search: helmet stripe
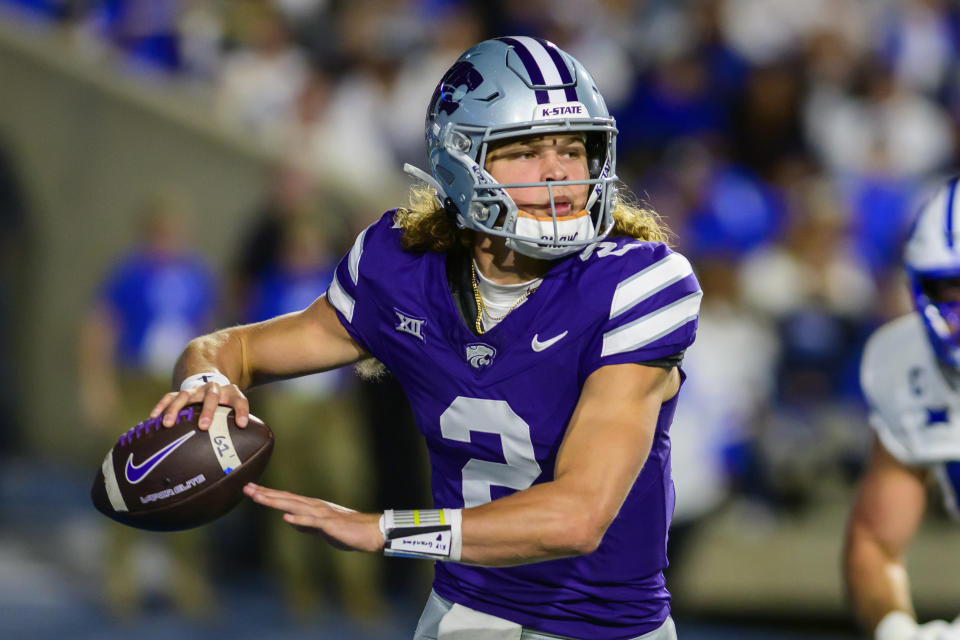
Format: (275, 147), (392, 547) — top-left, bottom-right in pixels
(511, 36), (569, 103)
(498, 37), (549, 104)
(946, 177), (959, 249)
(536, 38), (579, 102)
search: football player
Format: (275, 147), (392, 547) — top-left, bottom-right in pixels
(845, 178), (960, 640)
(153, 37), (700, 639)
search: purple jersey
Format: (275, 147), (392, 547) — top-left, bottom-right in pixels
(327, 211), (701, 639)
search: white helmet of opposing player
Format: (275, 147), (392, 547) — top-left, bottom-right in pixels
(904, 178), (960, 368)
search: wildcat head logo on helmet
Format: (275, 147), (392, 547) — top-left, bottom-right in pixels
(408, 36), (619, 260)
(430, 60), (485, 118)
(904, 177), (960, 368)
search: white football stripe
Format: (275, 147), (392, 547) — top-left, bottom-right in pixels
(102, 448), (128, 512)
(326, 274), (355, 322)
(347, 226), (368, 286)
(512, 36), (568, 103)
(611, 253), (693, 320)
(208, 406), (243, 474)
(602, 291), (702, 357)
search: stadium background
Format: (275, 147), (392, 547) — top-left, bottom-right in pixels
(1, 0), (959, 638)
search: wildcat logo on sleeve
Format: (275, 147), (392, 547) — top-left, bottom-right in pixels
(394, 308), (426, 342)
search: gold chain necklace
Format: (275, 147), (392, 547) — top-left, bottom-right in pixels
(471, 262), (538, 335)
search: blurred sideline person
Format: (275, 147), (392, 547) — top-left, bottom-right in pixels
(78, 194), (218, 619)
(0, 137), (27, 459)
(845, 178), (960, 640)
(231, 161), (317, 312)
(240, 214), (383, 620)
(153, 37), (700, 639)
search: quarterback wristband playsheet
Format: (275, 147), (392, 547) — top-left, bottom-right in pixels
(381, 508), (462, 562)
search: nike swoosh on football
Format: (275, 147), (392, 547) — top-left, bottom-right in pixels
(124, 431), (196, 485)
(531, 331), (568, 352)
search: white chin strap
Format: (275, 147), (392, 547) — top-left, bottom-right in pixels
(506, 210), (596, 259)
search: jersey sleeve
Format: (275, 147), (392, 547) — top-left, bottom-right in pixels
(859, 327), (916, 465)
(325, 211), (398, 356)
(580, 242), (702, 378)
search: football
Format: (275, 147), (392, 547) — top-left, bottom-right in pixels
(91, 403), (274, 531)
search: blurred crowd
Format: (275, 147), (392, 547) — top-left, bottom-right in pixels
(3, 0), (960, 625)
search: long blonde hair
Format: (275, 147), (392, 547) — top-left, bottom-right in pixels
(394, 184), (671, 252)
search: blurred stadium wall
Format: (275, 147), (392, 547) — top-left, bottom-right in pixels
(0, 19), (268, 458)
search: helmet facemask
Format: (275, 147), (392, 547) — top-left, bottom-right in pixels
(440, 121), (618, 260)
(910, 270), (960, 368)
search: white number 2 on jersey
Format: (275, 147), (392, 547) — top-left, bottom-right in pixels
(440, 397), (542, 508)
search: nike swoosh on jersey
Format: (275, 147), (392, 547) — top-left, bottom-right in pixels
(531, 331), (568, 352)
(124, 431), (196, 485)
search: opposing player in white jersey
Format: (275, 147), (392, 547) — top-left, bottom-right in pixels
(845, 178), (960, 640)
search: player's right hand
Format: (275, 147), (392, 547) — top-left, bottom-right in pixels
(876, 612), (960, 640)
(149, 380), (250, 431)
(912, 621), (959, 640)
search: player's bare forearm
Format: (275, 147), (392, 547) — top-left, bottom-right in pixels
(247, 363), (675, 567)
(843, 440), (928, 632)
(844, 521), (914, 631)
(247, 473), (606, 563)
(458, 363), (676, 566)
(238, 295), (369, 386)
(458, 477), (617, 565)
(171, 295), (366, 389)
(155, 295), (368, 430)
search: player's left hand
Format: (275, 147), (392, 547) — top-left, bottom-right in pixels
(243, 483), (384, 553)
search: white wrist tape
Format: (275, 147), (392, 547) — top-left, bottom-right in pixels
(180, 372), (231, 391)
(875, 611), (918, 640)
(381, 508), (462, 562)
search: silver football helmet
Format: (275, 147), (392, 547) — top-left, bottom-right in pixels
(904, 178), (960, 368)
(404, 36), (618, 259)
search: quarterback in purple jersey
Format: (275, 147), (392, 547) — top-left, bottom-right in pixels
(152, 37), (700, 639)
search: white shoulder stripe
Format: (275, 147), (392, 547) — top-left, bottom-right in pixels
(602, 291), (702, 358)
(102, 448), (128, 512)
(348, 226), (369, 286)
(326, 274), (355, 323)
(512, 36), (568, 103)
(610, 253), (693, 320)
(208, 406), (242, 473)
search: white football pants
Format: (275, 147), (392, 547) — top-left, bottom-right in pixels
(413, 590), (679, 640)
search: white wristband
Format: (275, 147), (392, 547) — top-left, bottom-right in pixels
(875, 611), (918, 640)
(381, 508), (462, 562)
(179, 372), (231, 391)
